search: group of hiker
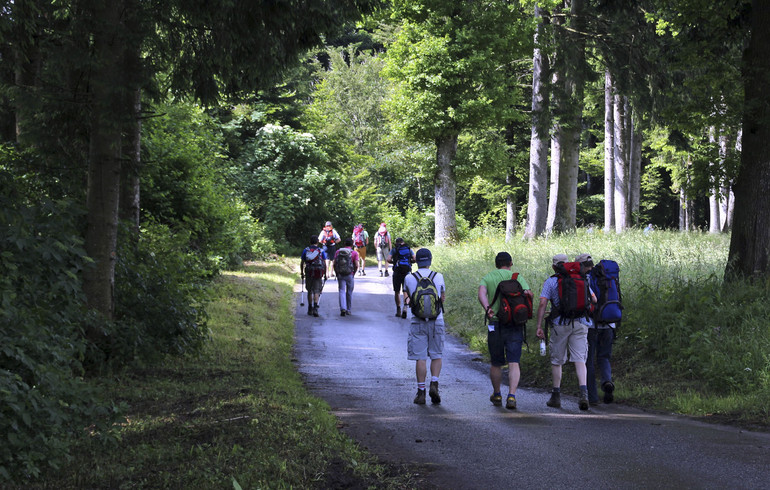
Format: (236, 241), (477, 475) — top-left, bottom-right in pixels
(301, 220), (621, 410)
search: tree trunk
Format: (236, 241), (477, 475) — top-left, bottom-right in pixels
(630, 116), (642, 225)
(83, 1), (127, 321)
(546, 135), (561, 233)
(708, 126), (722, 233)
(434, 134), (458, 245)
(505, 171), (517, 242)
(727, 0), (770, 280)
(524, 4), (550, 240)
(603, 70), (615, 232)
(120, 88), (142, 237)
(613, 94), (629, 232)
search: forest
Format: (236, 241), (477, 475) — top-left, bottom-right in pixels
(2, 0), (770, 483)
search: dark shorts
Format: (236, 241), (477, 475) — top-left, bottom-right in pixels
(488, 322), (524, 367)
(392, 269), (409, 293)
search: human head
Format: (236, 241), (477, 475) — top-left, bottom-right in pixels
(416, 248), (432, 268)
(575, 253), (593, 271)
(552, 253), (568, 270)
(395, 237), (405, 245)
(309, 235), (319, 246)
(344, 237), (353, 247)
(495, 251), (513, 269)
(325, 221), (333, 229)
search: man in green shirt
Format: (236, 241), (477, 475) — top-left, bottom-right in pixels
(478, 252), (533, 409)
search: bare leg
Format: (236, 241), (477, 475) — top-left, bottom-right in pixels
(508, 362), (521, 395)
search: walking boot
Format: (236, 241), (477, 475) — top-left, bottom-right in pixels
(395, 307), (401, 317)
(579, 390), (590, 411)
(313, 304), (319, 317)
(413, 389), (426, 405)
(546, 390), (561, 408)
(307, 305), (313, 315)
(429, 381), (441, 404)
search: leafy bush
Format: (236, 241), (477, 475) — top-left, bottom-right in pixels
(379, 206), (470, 247)
(0, 171), (118, 482)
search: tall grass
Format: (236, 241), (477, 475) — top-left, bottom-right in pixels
(431, 229), (770, 426)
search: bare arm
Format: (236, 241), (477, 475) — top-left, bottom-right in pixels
(478, 285), (494, 319)
(535, 297), (549, 339)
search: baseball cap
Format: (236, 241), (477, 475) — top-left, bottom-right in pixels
(325, 221), (332, 227)
(552, 253), (568, 266)
(416, 248), (432, 267)
(575, 253), (593, 264)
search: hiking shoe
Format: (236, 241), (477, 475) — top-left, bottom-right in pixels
(346, 309), (352, 315)
(579, 391), (589, 411)
(340, 310), (346, 317)
(506, 394), (517, 410)
(546, 391), (561, 408)
(490, 393), (503, 406)
(380, 270), (383, 277)
(395, 308), (401, 317)
(385, 270), (389, 277)
(414, 389), (426, 405)
(307, 306), (313, 316)
(429, 381), (441, 404)
(602, 381), (615, 404)
(401, 309), (407, 319)
(313, 306), (319, 317)
(362, 270), (366, 276)
(589, 400), (600, 407)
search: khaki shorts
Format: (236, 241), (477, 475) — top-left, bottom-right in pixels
(356, 246), (367, 261)
(407, 319), (445, 360)
(548, 319), (589, 365)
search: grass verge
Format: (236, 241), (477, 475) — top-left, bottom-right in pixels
(27, 260), (415, 489)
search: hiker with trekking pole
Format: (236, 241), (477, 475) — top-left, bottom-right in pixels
(300, 236), (327, 317)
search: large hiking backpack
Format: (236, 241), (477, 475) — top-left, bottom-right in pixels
(410, 271), (442, 320)
(394, 245), (413, 274)
(334, 248), (354, 276)
(589, 259), (622, 323)
(304, 248), (325, 279)
(353, 227), (365, 248)
(378, 231), (390, 249)
(321, 229), (335, 245)
(552, 261), (591, 321)
(490, 273), (532, 327)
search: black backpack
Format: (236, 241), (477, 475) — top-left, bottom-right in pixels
(334, 248), (354, 276)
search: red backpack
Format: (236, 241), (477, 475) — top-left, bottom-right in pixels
(490, 273), (532, 327)
(551, 262), (591, 321)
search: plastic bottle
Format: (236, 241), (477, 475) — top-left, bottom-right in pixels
(539, 339), (546, 356)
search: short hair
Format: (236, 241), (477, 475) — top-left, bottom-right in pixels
(344, 237), (353, 247)
(495, 252), (513, 268)
(309, 235), (319, 245)
(395, 237), (405, 245)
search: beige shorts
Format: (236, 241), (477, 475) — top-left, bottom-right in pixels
(356, 246), (367, 260)
(548, 319), (589, 365)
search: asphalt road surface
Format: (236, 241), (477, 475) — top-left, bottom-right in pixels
(294, 268), (770, 489)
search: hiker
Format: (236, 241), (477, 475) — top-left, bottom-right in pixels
(333, 238), (359, 316)
(581, 253), (619, 405)
(352, 224), (369, 276)
(478, 252), (533, 410)
(403, 248), (446, 405)
(535, 253), (597, 411)
(300, 236), (327, 317)
(318, 221), (341, 277)
(387, 237), (415, 318)
(374, 222), (392, 277)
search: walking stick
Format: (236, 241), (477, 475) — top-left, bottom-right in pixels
(300, 277), (305, 306)
(318, 277), (327, 305)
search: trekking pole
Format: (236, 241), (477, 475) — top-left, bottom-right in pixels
(300, 277), (305, 307)
(318, 277), (327, 305)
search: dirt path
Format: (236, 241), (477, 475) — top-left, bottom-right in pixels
(294, 269), (770, 489)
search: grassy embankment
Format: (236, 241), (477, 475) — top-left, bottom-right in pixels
(433, 229), (770, 428)
(31, 261), (414, 489)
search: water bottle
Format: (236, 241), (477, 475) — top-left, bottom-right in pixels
(539, 339), (546, 356)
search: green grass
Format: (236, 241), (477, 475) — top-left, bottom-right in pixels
(27, 260), (415, 489)
(431, 228), (770, 428)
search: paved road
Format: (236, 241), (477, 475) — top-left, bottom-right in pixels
(294, 269), (770, 489)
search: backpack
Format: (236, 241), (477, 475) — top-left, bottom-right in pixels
(589, 259), (623, 324)
(334, 248), (354, 276)
(394, 245), (413, 274)
(551, 261), (591, 321)
(321, 229), (335, 245)
(490, 273), (532, 327)
(409, 271), (442, 320)
(353, 227), (365, 248)
(304, 248), (325, 279)
(378, 231), (389, 249)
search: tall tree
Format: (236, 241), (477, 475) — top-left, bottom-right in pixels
(603, 70), (616, 232)
(726, 0), (770, 280)
(385, 0), (529, 244)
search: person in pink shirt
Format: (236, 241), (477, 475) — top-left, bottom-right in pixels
(333, 238), (360, 316)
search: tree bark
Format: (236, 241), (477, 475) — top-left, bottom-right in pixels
(726, 0), (770, 280)
(613, 94), (629, 231)
(505, 170), (517, 242)
(434, 134), (458, 245)
(120, 88), (142, 237)
(708, 126), (722, 233)
(603, 70), (615, 232)
(525, 4), (550, 240)
(630, 115), (642, 225)
(83, 1), (127, 321)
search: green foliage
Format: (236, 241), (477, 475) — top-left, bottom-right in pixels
(0, 169), (119, 482)
(378, 206), (470, 247)
(111, 221), (211, 365)
(142, 103), (268, 269)
(234, 124), (349, 250)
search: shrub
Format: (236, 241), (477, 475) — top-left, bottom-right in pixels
(0, 171), (118, 482)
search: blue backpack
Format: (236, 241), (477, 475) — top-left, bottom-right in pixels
(589, 259), (622, 324)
